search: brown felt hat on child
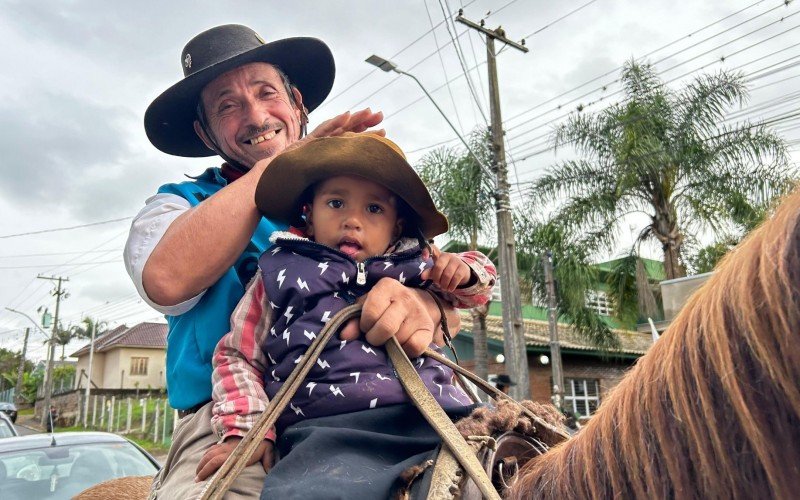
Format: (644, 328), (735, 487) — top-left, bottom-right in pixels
(255, 133), (449, 239)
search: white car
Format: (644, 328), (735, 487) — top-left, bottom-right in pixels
(0, 431), (159, 499)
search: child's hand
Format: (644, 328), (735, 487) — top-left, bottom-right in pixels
(195, 436), (274, 482)
(421, 246), (472, 292)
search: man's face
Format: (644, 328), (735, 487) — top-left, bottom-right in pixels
(306, 175), (403, 263)
(196, 62), (302, 168)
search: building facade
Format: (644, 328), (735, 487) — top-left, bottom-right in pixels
(71, 322), (167, 391)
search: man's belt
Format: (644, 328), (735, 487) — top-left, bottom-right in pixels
(177, 400), (210, 419)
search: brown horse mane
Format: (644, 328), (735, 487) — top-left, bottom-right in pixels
(509, 189), (800, 499)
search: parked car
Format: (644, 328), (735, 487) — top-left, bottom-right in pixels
(0, 412), (18, 439)
(0, 402), (17, 423)
(0, 432), (159, 499)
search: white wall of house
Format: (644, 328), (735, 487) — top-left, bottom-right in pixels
(74, 347), (166, 390)
(102, 349), (124, 389)
(74, 351), (107, 389)
(103, 347), (166, 390)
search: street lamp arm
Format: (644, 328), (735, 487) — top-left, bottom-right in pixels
(392, 68), (496, 180)
(5, 307), (51, 340)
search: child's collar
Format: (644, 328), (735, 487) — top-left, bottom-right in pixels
(269, 230), (422, 255)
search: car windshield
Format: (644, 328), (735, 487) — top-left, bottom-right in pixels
(0, 441), (158, 499)
(0, 420), (15, 438)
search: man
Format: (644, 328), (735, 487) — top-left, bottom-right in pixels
(125, 24), (460, 498)
(46, 405), (58, 433)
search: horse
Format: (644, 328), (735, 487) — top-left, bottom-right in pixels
(508, 188), (800, 499)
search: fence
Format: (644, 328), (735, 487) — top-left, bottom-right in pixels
(36, 374), (76, 398)
(79, 394), (177, 445)
(0, 387), (13, 403)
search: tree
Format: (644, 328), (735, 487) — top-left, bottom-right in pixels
(417, 129), (496, 379)
(687, 196), (774, 273)
(53, 322), (73, 361)
(70, 317), (108, 345)
(520, 60), (794, 342)
(528, 60), (793, 280)
(515, 217), (623, 349)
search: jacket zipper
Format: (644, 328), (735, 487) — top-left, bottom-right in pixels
(274, 237), (423, 286)
(357, 262), (367, 285)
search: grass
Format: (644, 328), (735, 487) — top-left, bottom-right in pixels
(55, 396), (175, 456)
(18, 408), (34, 416)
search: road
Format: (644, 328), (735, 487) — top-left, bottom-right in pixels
(14, 422), (39, 436)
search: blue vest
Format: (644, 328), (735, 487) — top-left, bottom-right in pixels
(157, 167), (286, 409)
(259, 235), (471, 431)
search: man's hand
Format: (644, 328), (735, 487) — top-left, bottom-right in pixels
(421, 246), (472, 292)
(339, 278), (435, 358)
(282, 108), (384, 154)
(251, 108), (385, 176)
(195, 436), (274, 482)
(307, 108), (385, 139)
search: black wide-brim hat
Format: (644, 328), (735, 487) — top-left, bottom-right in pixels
(255, 133), (449, 240)
(144, 24), (335, 158)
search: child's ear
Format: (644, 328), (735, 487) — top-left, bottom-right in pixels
(394, 218), (404, 239)
(303, 204), (314, 237)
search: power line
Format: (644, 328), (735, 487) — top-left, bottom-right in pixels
(506, 8), (800, 145)
(0, 249), (124, 259)
(424, 0), (467, 134)
(0, 216), (132, 239)
(521, 0), (603, 39)
(0, 260), (121, 270)
(440, 0), (489, 123)
(504, 0), (778, 126)
(316, 0), (480, 111)
(506, 28), (800, 155)
(402, 0), (791, 156)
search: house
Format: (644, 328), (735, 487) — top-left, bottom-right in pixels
(453, 305), (653, 417)
(70, 322), (167, 391)
(449, 249), (666, 418)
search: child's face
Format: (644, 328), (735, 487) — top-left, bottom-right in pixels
(306, 175), (403, 262)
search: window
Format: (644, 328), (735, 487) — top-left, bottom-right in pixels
(585, 290), (613, 316)
(130, 357), (149, 376)
(564, 378), (600, 416)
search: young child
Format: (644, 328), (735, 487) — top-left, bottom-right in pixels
(202, 133), (496, 497)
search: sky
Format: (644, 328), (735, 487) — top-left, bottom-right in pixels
(1, 0), (798, 362)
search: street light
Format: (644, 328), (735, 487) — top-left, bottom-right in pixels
(365, 55), (495, 181)
(5, 307), (54, 415)
(5, 307), (52, 339)
(367, 54), (531, 401)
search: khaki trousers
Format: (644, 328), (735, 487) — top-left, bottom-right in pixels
(149, 402), (267, 499)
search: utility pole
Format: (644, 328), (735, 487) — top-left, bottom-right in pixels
(456, 12), (530, 400)
(37, 275), (68, 427)
(542, 253), (565, 410)
(14, 328), (30, 405)
(84, 319), (97, 427)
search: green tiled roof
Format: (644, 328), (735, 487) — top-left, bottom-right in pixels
(459, 312), (654, 356)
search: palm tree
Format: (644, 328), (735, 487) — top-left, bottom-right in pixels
(417, 129), (496, 379)
(518, 60), (795, 345)
(70, 317), (108, 343)
(527, 60), (794, 281)
(53, 322), (75, 361)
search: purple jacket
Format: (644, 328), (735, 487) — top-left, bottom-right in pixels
(259, 234), (472, 430)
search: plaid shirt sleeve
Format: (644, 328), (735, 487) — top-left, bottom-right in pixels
(210, 273), (277, 442)
(440, 250), (497, 309)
